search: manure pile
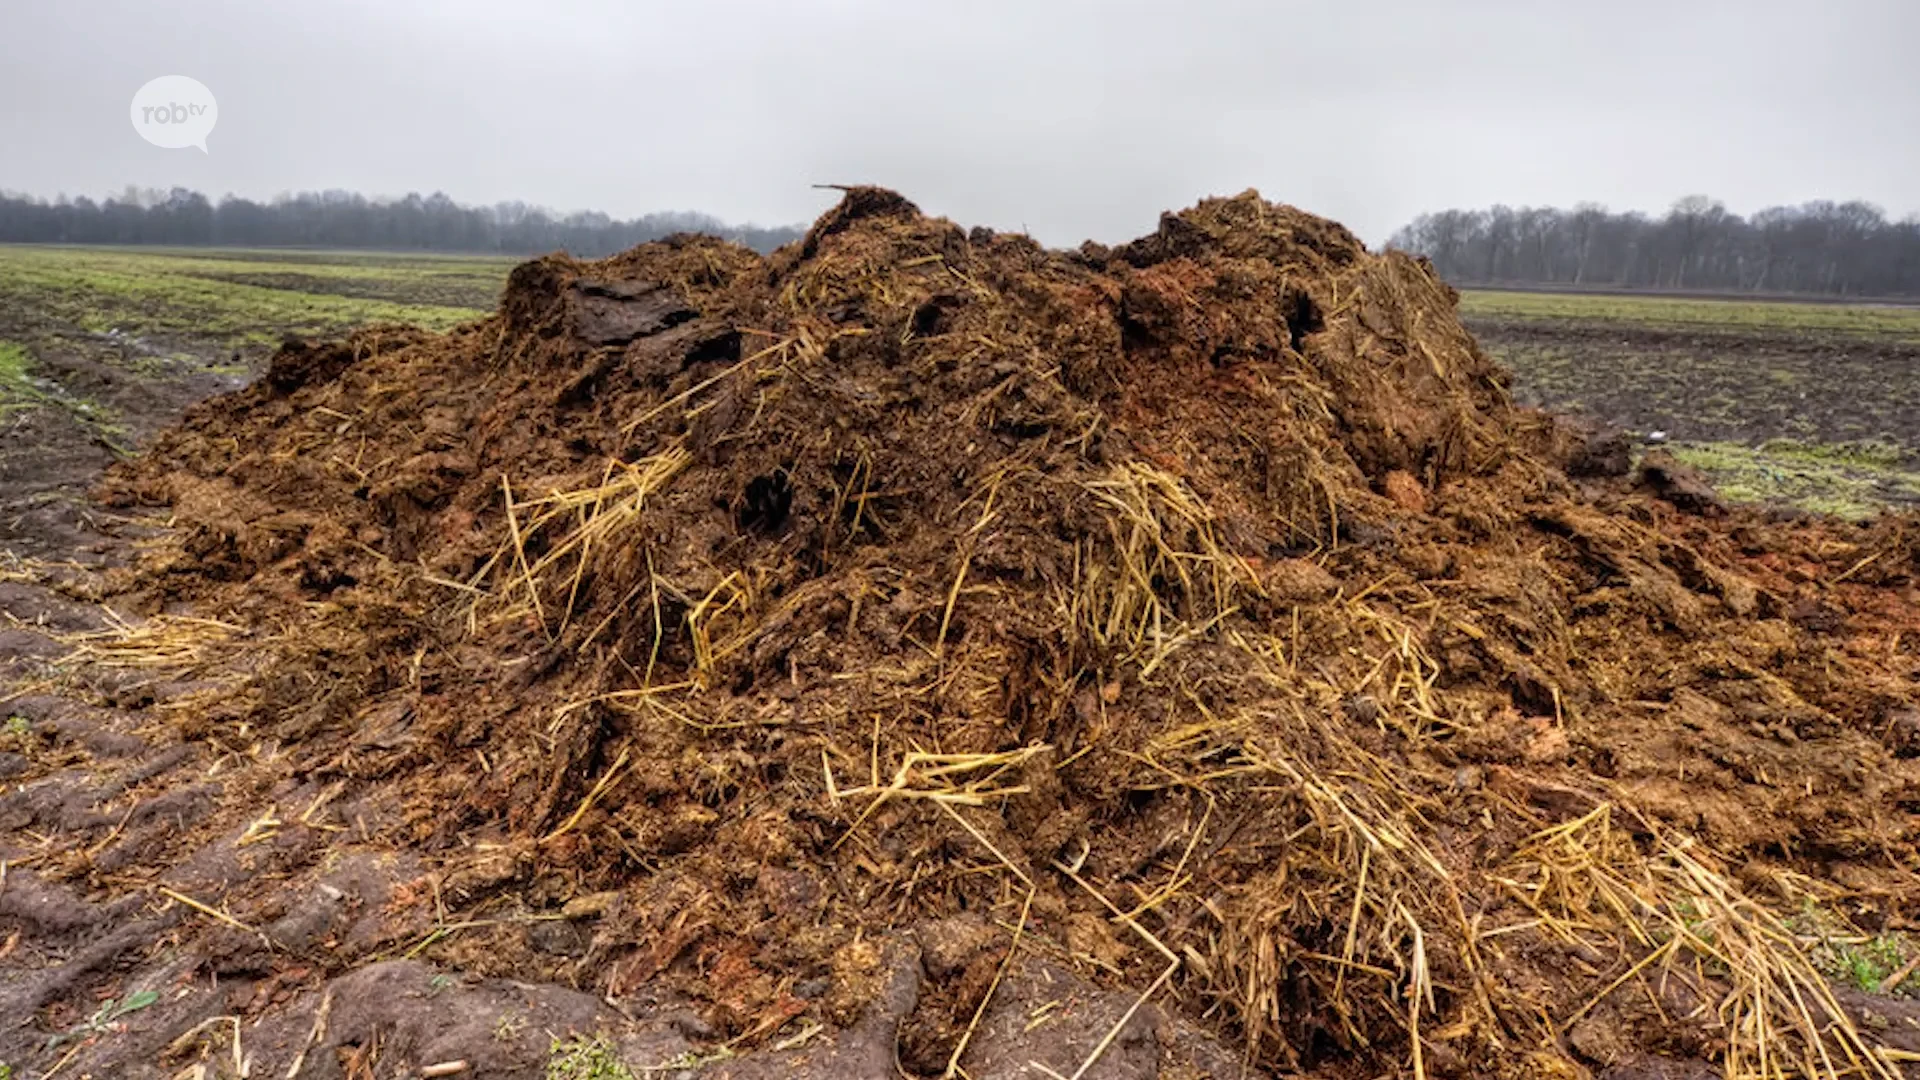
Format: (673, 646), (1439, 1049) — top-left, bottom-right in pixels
(35, 189), (1920, 1077)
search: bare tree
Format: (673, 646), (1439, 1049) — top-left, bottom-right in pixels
(1388, 196), (1920, 297)
(0, 189), (804, 256)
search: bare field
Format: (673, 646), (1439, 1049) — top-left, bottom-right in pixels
(1461, 288), (1920, 516)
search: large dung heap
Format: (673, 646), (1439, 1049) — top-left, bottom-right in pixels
(55, 188), (1920, 1075)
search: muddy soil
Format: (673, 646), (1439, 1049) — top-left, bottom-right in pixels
(0, 314), (246, 561)
(1469, 317), (1920, 451)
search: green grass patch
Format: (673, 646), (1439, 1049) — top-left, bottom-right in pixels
(1837, 937), (1908, 994)
(543, 1034), (731, 1078)
(0, 245), (501, 353)
(0, 340), (31, 388)
(0, 340), (45, 418)
(1756, 438), (1909, 469)
(1792, 901), (1919, 997)
(1459, 289), (1920, 342)
(546, 1037), (636, 1080)
(1668, 440), (1920, 519)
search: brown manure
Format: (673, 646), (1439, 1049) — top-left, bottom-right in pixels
(79, 188), (1920, 1078)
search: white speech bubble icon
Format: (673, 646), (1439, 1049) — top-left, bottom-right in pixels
(130, 76), (218, 153)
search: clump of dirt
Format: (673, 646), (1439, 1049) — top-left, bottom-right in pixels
(22, 188), (1920, 1077)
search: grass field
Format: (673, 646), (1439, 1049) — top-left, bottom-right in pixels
(1458, 289), (1920, 342)
(0, 245), (506, 437)
(0, 244), (1915, 524)
(0, 245), (510, 556)
(1461, 288), (1920, 517)
(0, 246), (502, 348)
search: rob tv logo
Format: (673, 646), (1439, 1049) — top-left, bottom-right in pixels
(130, 76), (218, 152)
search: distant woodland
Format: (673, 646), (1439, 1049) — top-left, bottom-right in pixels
(0, 187), (804, 255)
(8, 187), (1917, 298)
(1390, 197), (1920, 298)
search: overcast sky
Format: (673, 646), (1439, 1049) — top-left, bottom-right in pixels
(4, 0), (1917, 246)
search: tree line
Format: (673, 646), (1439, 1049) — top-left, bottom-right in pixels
(0, 187), (804, 255)
(1388, 196), (1920, 298)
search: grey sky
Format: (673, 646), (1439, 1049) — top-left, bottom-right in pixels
(4, 0), (1917, 245)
